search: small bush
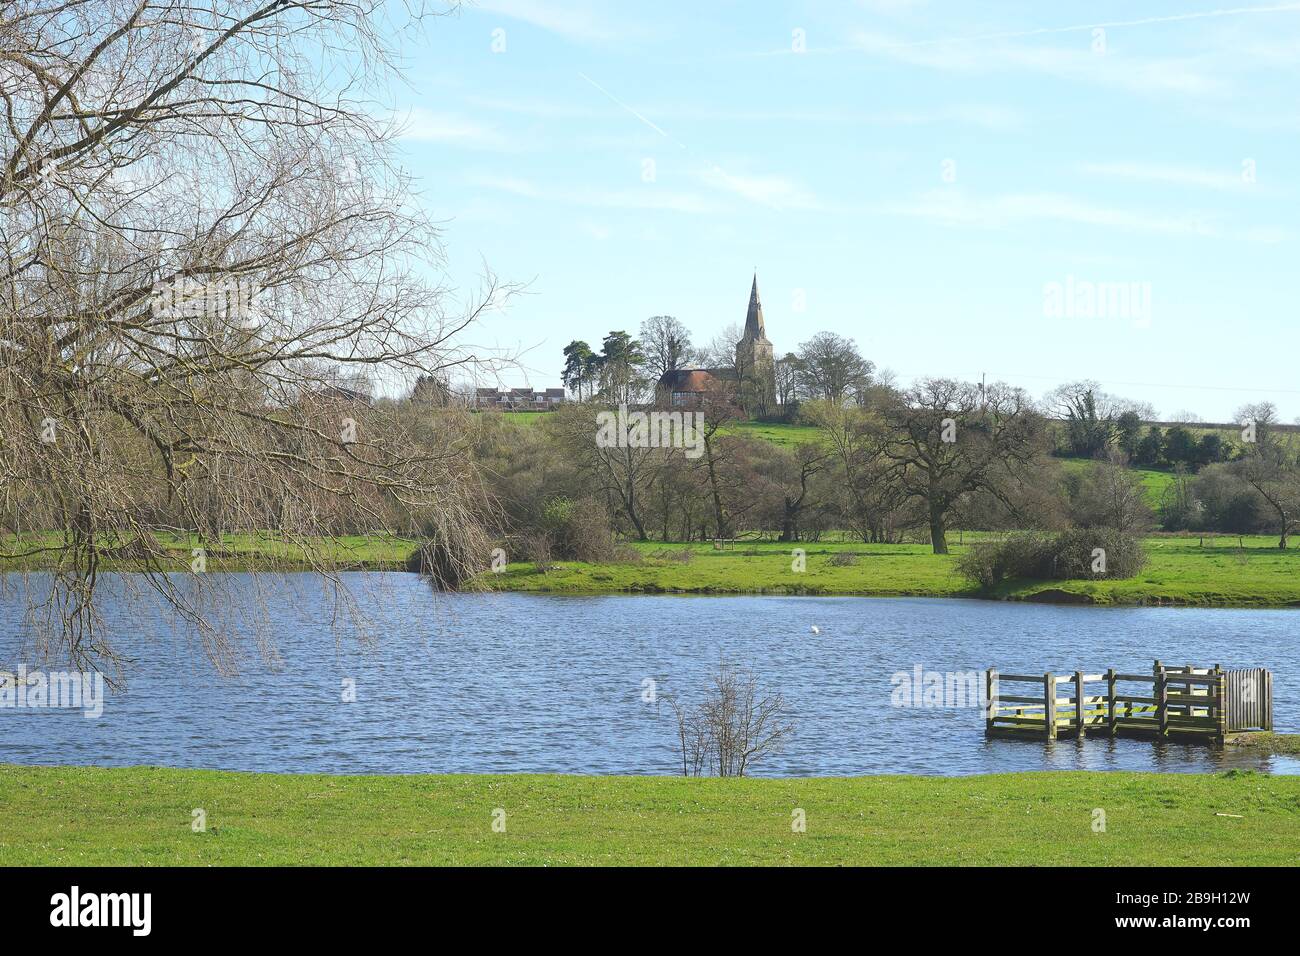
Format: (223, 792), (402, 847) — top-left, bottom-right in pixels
(956, 529), (1147, 590)
(536, 496), (620, 562)
(519, 532), (555, 572)
(827, 551), (858, 567)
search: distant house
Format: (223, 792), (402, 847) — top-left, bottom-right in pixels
(658, 368), (730, 408)
(474, 387), (566, 411)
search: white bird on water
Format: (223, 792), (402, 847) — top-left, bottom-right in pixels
(810, 625), (820, 635)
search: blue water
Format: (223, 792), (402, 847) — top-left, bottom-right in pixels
(1, 573), (1296, 776)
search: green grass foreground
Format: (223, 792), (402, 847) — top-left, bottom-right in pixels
(489, 536), (1300, 608)
(1, 766), (1297, 865)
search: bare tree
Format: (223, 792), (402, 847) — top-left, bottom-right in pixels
(550, 402), (674, 541)
(1048, 381), (1155, 459)
(1233, 403), (1299, 549)
(0, 2), (510, 677)
(882, 380), (1043, 554)
(806, 399), (913, 544)
(668, 661), (794, 777)
(774, 352), (803, 407)
(796, 332), (873, 406)
(638, 315), (694, 383)
(1071, 460), (1155, 533)
(701, 322), (744, 376)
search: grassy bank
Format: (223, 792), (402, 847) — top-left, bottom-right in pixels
(5, 533), (1298, 607)
(487, 536), (1300, 607)
(2, 765), (1297, 865)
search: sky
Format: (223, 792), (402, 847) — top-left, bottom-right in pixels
(380, 0), (1300, 421)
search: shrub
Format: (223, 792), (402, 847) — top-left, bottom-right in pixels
(956, 529), (1147, 590)
(1048, 527), (1147, 579)
(956, 534), (1051, 590)
(827, 551), (858, 567)
(536, 496), (620, 562)
(520, 532), (554, 572)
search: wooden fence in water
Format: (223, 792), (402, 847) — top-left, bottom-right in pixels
(984, 660), (1272, 745)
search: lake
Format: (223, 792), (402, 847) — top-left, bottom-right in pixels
(1, 572), (1296, 776)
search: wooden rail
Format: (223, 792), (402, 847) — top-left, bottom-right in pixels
(985, 660), (1272, 745)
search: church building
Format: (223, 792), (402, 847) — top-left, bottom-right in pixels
(657, 275), (777, 416)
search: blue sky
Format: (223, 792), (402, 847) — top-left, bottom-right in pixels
(385, 1), (1300, 421)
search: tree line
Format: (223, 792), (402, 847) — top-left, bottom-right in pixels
(562, 317), (884, 410)
(475, 365), (1299, 554)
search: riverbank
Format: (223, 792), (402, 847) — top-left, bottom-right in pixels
(487, 537), (1300, 608)
(1, 765), (1295, 865)
(5, 534), (1299, 608)
(1229, 733), (1300, 755)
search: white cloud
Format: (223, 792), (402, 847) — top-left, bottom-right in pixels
(699, 166), (821, 211)
(471, 173), (718, 214)
(466, 93), (1023, 131)
(1080, 161), (1266, 192)
(850, 30), (1225, 96)
(883, 188), (1286, 240)
(473, 0), (626, 43)
(387, 108), (511, 149)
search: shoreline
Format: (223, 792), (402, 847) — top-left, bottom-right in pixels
(5, 533), (1300, 610)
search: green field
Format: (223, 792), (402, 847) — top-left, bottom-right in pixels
(488, 535), (1300, 607)
(1056, 456), (1178, 509)
(2, 765), (1296, 865)
(6, 532), (1298, 607)
(720, 420), (823, 446)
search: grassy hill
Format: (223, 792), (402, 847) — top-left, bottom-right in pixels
(1055, 456), (1178, 509)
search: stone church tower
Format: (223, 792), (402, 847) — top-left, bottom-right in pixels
(735, 274), (776, 415)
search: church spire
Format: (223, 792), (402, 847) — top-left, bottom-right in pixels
(744, 273), (767, 342)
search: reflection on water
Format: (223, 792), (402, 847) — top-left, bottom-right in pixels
(0, 573), (1295, 777)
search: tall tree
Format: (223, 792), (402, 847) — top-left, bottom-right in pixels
(881, 380), (1042, 554)
(562, 340), (597, 400)
(0, 1), (505, 674)
(639, 315), (693, 382)
(775, 353), (804, 408)
(597, 331), (645, 404)
(806, 400), (911, 543)
(796, 333), (873, 405)
(1233, 402), (1299, 549)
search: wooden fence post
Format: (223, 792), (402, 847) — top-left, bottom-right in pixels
(985, 669), (998, 737)
(1265, 671), (1274, 731)
(1106, 668), (1117, 738)
(1074, 671), (1085, 739)
(1045, 672), (1057, 741)
(1214, 665), (1226, 745)
(1155, 660), (1168, 738)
